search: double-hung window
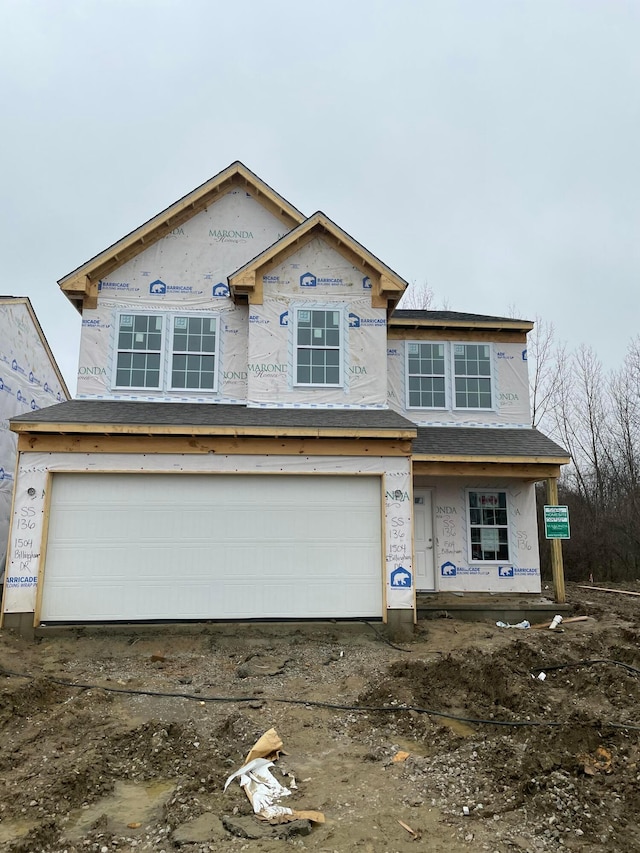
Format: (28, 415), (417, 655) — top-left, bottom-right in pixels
(114, 312), (218, 392)
(295, 309), (342, 386)
(468, 490), (510, 562)
(115, 314), (163, 389)
(170, 316), (217, 390)
(453, 343), (492, 409)
(406, 341), (494, 411)
(407, 343), (446, 408)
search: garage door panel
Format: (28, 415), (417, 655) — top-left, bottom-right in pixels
(41, 473), (383, 622)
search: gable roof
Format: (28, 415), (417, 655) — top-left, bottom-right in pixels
(228, 211), (408, 311)
(0, 297), (71, 399)
(59, 161), (306, 313)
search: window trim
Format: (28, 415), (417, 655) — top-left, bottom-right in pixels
(405, 341), (448, 410)
(293, 306), (345, 388)
(112, 310), (219, 394)
(451, 341), (495, 411)
(113, 311), (165, 392)
(168, 313), (219, 393)
(466, 488), (511, 564)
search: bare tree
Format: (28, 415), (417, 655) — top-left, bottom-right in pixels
(398, 279), (435, 310)
(527, 315), (562, 429)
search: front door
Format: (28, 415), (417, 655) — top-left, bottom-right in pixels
(414, 490), (435, 591)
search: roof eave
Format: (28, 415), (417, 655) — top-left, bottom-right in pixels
(58, 162), (306, 314)
(228, 212), (408, 308)
(389, 317), (534, 333)
(10, 420), (417, 440)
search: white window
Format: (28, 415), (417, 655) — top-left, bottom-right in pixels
(406, 342), (446, 408)
(295, 308), (342, 386)
(453, 343), (493, 409)
(170, 316), (217, 390)
(114, 312), (218, 392)
(467, 490), (510, 562)
(115, 314), (164, 390)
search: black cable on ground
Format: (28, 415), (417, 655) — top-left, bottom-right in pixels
(2, 664), (640, 731)
(530, 658), (640, 677)
(362, 620), (412, 653)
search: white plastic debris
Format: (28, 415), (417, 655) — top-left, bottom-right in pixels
(549, 615), (563, 630)
(537, 671), (547, 681)
(462, 806), (470, 816)
(223, 728), (325, 825)
(495, 620), (531, 630)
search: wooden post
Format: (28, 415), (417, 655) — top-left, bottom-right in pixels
(546, 477), (566, 604)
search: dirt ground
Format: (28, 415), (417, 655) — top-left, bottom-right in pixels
(1, 583), (640, 853)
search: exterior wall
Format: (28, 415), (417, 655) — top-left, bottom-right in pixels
(416, 476), (541, 593)
(0, 303), (68, 575)
(249, 238), (388, 407)
(387, 339), (531, 426)
(76, 188), (290, 401)
(2, 451), (414, 620)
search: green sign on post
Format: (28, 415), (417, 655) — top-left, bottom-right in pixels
(544, 505), (570, 539)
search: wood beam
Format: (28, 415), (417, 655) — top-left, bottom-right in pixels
(412, 461), (563, 480)
(387, 328), (529, 344)
(546, 477), (566, 604)
(18, 433), (414, 456)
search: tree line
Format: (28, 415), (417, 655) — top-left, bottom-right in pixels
(529, 320), (640, 583)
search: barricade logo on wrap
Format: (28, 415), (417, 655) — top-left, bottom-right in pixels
(498, 566), (514, 578)
(212, 282), (230, 297)
(300, 272), (316, 288)
(522, 349), (528, 361)
(362, 276), (372, 289)
(0, 467), (13, 481)
(149, 279), (204, 296)
(0, 377), (11, 393)
(349, 313), (386, 329)
(98, 280), (139, 293)
(441, 561), (457, 577)
(11, 359), (25, 376)
(390, 566), (412, 588)
(279, 311), (289, 326)
(28, 370), (40, 385)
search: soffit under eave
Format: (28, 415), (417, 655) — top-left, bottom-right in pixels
(228, 214), (408, 308)
(58, 163), (306, 314)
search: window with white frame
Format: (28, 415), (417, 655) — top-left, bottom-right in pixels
(170, 316), (217, 390)
(406, 342), (446, 408)
(114, 312), (218, 392)
(453, 343), (493, 409)
(295, 308), (342, 386)
(115, 314), (164, 389)
(468, 490), (510, 562)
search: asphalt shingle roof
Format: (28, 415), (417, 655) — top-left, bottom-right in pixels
(11, 400), (416, 432)
(390, 309), (531, 324)
(413, 427), (569, 459)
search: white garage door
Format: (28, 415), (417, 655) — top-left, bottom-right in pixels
(41, 473), (383, 622)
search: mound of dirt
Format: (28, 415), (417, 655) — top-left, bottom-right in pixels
(0, 582), (639, 852)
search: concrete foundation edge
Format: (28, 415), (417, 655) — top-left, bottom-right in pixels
(2, 612), (35, 640)
(386, 608), (415, 642)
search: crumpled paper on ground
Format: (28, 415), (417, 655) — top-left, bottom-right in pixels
(223, 728), (325, 825)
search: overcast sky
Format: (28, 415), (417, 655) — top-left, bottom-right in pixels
(1, 0), (638, 393)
